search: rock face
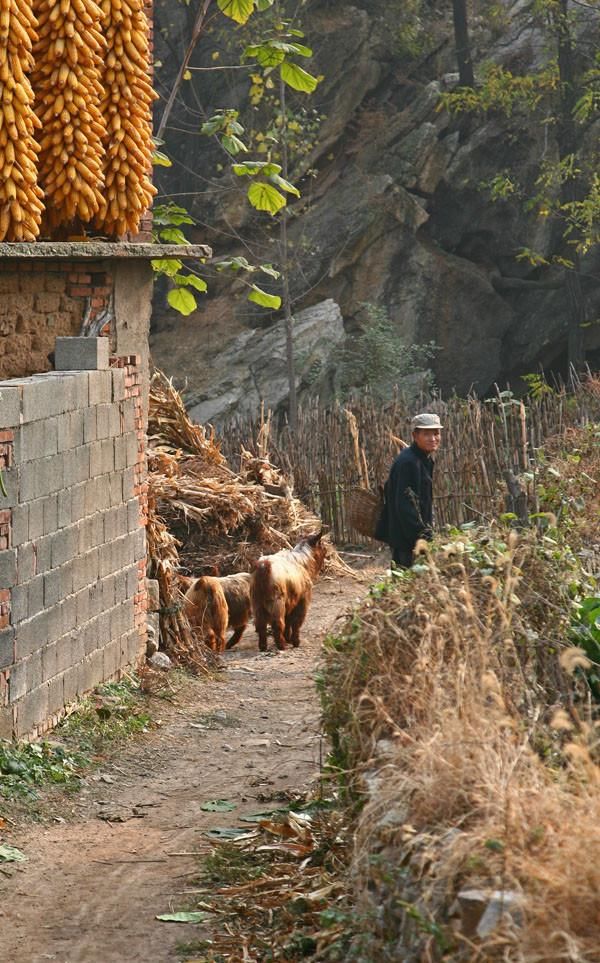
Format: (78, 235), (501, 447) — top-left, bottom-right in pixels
(151, 0), (600, 411)
(185, 300), (345, 427)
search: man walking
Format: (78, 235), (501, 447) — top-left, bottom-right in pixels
(378, 412), (443, 568)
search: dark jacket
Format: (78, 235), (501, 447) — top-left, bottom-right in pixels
(384, 442), (434, 552)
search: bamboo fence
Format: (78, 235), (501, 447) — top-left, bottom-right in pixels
(222, 376), (600, 545)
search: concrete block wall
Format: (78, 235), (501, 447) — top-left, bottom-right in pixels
(0, 355), (147, 740)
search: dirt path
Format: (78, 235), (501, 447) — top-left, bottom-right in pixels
(0, 571), (372, 963)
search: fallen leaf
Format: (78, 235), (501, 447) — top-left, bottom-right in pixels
(0, 844), (26, 862)
(200, 799), (237, 812)
(156, 911), (212, 923)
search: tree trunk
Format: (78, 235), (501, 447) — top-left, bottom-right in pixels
(554, 0), (586, 370)
(451, 0), (475, 87)
(279, 76), (297, 432)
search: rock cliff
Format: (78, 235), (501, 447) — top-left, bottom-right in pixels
(151, 0), (600, 419)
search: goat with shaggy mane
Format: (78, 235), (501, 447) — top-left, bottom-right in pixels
(250, 531), (326, 652)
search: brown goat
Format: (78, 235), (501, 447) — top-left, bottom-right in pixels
(183, 576), (228, 653)
(250, 531), (326, 652)
(221, 572), (252, 649)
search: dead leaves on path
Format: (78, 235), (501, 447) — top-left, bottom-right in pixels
(182, 803), (352, 962)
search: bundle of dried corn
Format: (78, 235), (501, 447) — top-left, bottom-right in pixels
(32, 0), (107, 229)
(0, 0), (45, 240)
(146, 485), (213, 674)
(97, 0), (156, 237)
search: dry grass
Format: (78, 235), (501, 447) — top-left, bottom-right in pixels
(321, 503), (600, 959)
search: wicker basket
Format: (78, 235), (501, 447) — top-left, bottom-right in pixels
(345, 487), (383, 539)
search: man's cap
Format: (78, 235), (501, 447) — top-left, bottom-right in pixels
(411, 412), (443, 430)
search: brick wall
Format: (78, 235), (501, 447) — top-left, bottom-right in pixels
(0, 355), (147, 739)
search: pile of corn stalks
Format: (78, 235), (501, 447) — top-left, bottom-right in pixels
(146, 370), (345, 669)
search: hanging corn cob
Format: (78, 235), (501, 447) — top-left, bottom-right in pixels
(97, 0), (156, 237)
(32, 0), (107, 230)
(0, 0), (44, 241)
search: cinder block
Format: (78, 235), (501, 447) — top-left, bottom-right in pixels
(27, 576), (44, 620)
(133, 528), (146, 562)
(0, 549), (17, 588)
(75, 588), (90, 626)
(28, 499), (44, 540)
(121, 401), (136, 433)
(11, 504), (28, 547)
(122, 467), (135, 500)
(64, 445), (90, 486)
(26, 651), (43, 691)
(70, 483), (86, 523)
(111, 368), (127, 403)
(95, 404), (111, 440)
(83, 407), (97, 444)
(60, 595), (77, 636)
(108, 405), (121, 438)
(43, 568), (62, 608)
(72, 372), (89, 410)
(0, 385), (22, 428)
(125, 432), (139, 468)
(88, 579), (103, 618)
(0, 705), (14, 739)
(50, 527), (78, 569)
(55, 336), (109, 371)
(114, 570), (128, 605)
(20, 454), (64, 501)
(14, 687), (48, 739)
(97, 609), (111, 647)
(89, 439), (114, 478)
(57, 412), (84, 453)
(18, 418), (59, 462)
(57, 489), (72, 529)
(15, 610), (50, 660)
(103, 637), (120, 678)
(31, 535), (51, 577)
(101, 574), (117, 610)
(9, 659), (26, 701)
(55, 635), (74, 675)
(46, 675), (65, 716)
(42, 494), (58, 535)
(63, 664), (79, 704)
(98, 542), (115, 579)
(109, 472), (123, 508)
(22, 377), (74, 424)
(0, 467), (19, 509)
(125, 566), (138, 599)
(114, 435), (127, 472)
(127, 498), (140, 532)
(11, 584), (28, 623)
(102, 506), (120, 543)
(88, 370), (112, 406)
(0, 627), (14, 669)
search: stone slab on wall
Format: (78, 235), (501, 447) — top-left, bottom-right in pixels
(0, 357), (147, 740)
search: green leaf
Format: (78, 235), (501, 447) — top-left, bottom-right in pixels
(247, 181), (286, 214)
(202, 827), (251, 839)
(217, 0), (254, 24)
(168, 287), (197, 316)
(152, 150), (172, 167)
(159, 227), (189, 245)
(233, 160), (281, 177)
(269, 172), (300, 196)
(248, 284), (281, 309)
(280, 61), (319, 93)
(256, 0), (275, 9)
(244, 42), (286, 68)
(174, 274), (207, 293)
(259, 262), (280, 278)
(221, 134), (248, 156)
(151, 258), (183, 277)
(201, 117), (225, 136)
(152, 204), (194, 226)
(156, 911), (212, 923)
(216, 256), (254, 272)
(200, 799), (237, 812)
(0, 844), (26, 862)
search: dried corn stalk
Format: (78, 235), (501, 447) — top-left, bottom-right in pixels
(97, 0), (156, 237)
(0, 0), (44, 240)
(32, 0), (107, 228)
